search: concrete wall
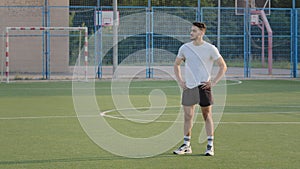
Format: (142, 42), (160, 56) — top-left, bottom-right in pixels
(0, 0), (69, 74)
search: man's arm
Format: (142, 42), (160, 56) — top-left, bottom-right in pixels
(211, 57), (227, 86)
(202, 56), (227, 89)
(174, 57), (187, 90)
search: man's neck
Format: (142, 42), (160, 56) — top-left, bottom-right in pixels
(192, 39), (205, 46)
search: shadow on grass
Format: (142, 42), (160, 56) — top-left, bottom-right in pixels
(0, 156), (127, 165)
(0, 153), (211, 165)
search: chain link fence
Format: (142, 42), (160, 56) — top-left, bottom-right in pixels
(0, 2), (299, 80)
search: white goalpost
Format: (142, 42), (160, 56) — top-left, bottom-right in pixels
(2, 26), (88, 83)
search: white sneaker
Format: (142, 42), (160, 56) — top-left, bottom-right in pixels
(205, 145), (214, 156)
(173, 144), (192, 155)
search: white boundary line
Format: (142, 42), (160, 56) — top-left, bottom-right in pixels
(1, 105), (299, 125)
(0, 115), (97, 120)
(0, 115), (299, 125)
(1, 104), (300, 121)
(99, 107), (300, 124)
(1, 111), (299, 121)
(0, 80), (243, 90)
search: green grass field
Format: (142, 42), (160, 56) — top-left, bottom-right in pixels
(0, 79), (300, 169)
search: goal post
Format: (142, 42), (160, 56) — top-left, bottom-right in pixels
(3, 26), (88, 83)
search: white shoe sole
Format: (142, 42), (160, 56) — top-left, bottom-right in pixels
(173, 150), (192, 155)
(205, 152), (214, 156)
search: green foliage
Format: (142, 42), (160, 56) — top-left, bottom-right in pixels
(272, 0), (293, 8)
(69, 11), (75, 27)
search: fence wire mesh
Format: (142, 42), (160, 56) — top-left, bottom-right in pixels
(0, 2), (299, 80)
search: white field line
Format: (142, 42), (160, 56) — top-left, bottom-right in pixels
(0, 115), (98, 120)
(1, 113), (300, 125)
(100, 111), (300, 124)
(100, 114), (300, 124)
(1, 103), (299, 121)
(0, 80), (243, 90)
(0, 85), (196, 90)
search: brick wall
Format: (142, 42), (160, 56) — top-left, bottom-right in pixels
(0, 0), (70, 73)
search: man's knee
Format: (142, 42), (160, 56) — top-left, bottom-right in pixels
(184, 106), (195, 121)
(201, 106), (212, 120)
(185, 112), (194, 121)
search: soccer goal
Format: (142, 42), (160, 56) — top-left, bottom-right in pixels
(1, 26), (88, 83)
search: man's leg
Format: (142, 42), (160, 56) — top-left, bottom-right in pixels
(201, 105), (213, 136)
(184, 105), (196, 137)
(173, 105), (195, 154)
(201, 105), (215, 156)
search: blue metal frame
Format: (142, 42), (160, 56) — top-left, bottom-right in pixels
(243, 1), (251, 78)
(45, 0), (51, 79)
(42, 4), (46, 79)
(95, 7), (102, 79)
(146, 6), (153, 78)
(197, 0), (201, 21)
(291, 0), (298, 77)
(4, 0), (299, 79)
(296, 9), (299, 78)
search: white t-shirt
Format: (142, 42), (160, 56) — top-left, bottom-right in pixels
(177, 41), (221, 89)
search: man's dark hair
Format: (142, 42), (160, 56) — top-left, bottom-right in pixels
(192, 22), (206, 31)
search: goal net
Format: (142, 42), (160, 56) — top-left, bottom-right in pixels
(1, 27), (88, 83)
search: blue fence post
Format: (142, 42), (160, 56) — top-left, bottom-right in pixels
(42, 4), (45, 79)
(197, 0), (201, 22)
(44, 0), (50, 79)
(146, 3), (153, 78)
(96, 7), (102, 79)
(291, 0), (298, 78)
(244, 1), (251, 78)
(295, 9), (298, 78)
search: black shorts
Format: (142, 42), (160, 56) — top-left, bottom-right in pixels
(181, 85), (213, 107)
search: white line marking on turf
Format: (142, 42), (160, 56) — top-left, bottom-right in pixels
(100, 113), (300, 124)
(0, 115), (98, 120)
(0, 115), (300, 125)
(0, 80), (243, 91)
(1, 103), (299, 124)
(220, 122), (300, 124)
(0, 115), (299, 124)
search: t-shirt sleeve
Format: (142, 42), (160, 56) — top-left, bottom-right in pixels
(177, 45), (185, 59)
(211, 45), (222, 60)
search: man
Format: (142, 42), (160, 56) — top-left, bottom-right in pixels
(173, 22), (227, 156)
